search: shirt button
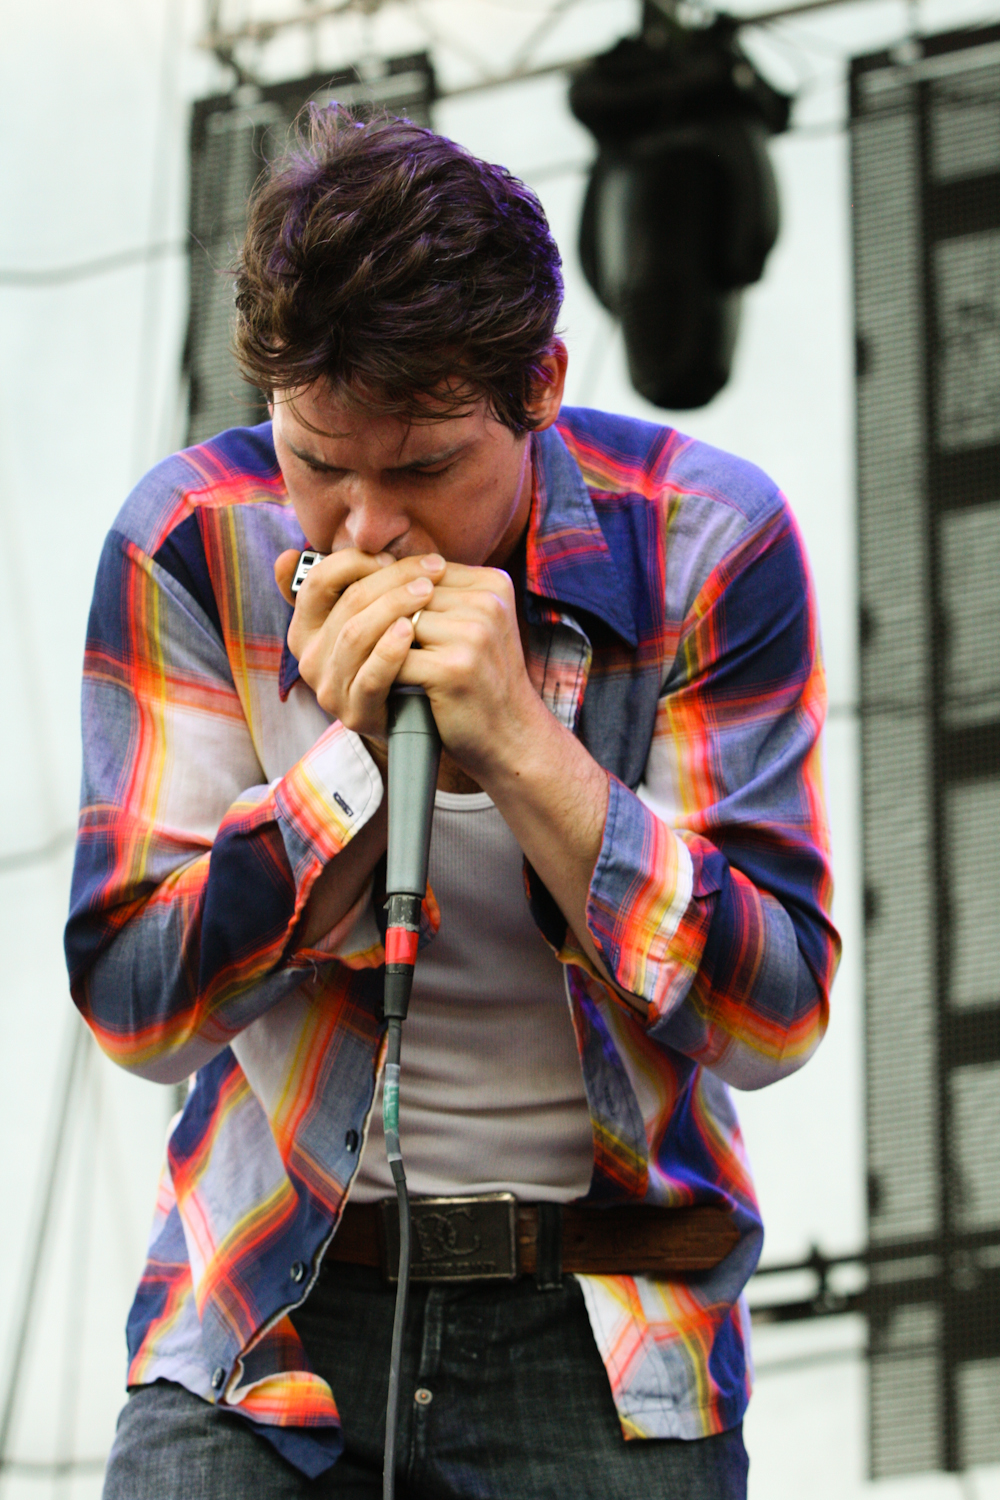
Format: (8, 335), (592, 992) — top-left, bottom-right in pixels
(345, 1129), (359, 1153)
(211, 1366), (226, 1391)
(290, 1261), (306, 1283)
(414, 1388), (433, 1406)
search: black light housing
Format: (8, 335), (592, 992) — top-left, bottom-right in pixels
(570, 11), (791, 409)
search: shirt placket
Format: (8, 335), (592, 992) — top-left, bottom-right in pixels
(524, 609), (593, 735)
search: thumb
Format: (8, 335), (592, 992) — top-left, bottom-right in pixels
(274, 549), (300, 606)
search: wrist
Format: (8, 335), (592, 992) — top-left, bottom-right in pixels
(470, 682), (555, 792)
(360, 733), (389, 782)
(480, 690), (606, 819)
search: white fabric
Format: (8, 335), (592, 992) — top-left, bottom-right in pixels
(352, 790), (594, 1203)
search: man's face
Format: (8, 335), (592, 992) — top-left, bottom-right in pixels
(272, 382), (531, 569)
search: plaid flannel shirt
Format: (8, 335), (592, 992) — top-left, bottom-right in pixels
(65, 407), (839, 1478)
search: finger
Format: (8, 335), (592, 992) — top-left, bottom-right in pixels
(274, 550), (300, 605)
(345, 616), (416, 729)
(407, 611), (510, 669)
(435, 562), (512, 592)
(394, 635), (431, 688)
(416, 583), (509, 608)
(333, 553), (446, 631)
(408, 594), (525, 673)
(297, 574), (434, 704)
(293, 549), (394, 631)
(411, 585), (514, 630)
(330, 576), (435, 683)
(409, 610), (451, 644)
(299, 551), (446, 633)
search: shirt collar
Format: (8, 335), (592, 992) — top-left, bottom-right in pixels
(525, 424), (638, 648)
(278, 609), (300, 702)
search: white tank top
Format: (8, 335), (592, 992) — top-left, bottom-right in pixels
(352, 790), (594, 1203)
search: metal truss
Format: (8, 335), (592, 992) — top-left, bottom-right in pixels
(199, 0), (886, 99)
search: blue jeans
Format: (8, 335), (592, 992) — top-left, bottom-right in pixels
(104, 1263), (748, 1498)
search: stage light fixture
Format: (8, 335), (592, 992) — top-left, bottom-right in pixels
(570, 10), (791, 410)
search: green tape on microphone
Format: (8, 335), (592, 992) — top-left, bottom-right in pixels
(383, 1062), (402, 1163)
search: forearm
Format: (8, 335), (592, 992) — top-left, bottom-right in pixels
(69, 718), (386, 1075)
(600, 790), (835, 1087)
(480, 691), (835, 1080)
(479, 696), (627, 1000)
(296, 793), (388, 948)
(78, 917), (310, 1084)
(76, 796), (389, 1082)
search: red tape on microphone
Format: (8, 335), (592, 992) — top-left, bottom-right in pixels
(385, 927), (419, 967)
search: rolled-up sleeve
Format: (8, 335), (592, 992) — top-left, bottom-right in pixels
(584, 501), (840, 1089)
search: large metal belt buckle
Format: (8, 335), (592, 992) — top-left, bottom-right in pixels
(378, 1193), (518, 1283)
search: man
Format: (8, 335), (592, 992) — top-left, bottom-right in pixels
(66, 108), (839, 1498)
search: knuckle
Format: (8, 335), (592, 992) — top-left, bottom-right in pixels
(299, 565), (323, 598)
(452, 646), (476, 680)
(288, 614), (313, 651)
(337, 614), (364, 653)
(370, 634), (399, 663)
(339, 579), (365, 612)
(298, 642), (319, 681)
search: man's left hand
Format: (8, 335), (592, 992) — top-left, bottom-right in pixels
(393, 560), (545, 783)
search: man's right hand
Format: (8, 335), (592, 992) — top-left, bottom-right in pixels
(274, 547), (446, 741)
(273, 545), (438, 949)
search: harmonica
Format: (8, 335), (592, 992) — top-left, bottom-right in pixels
(290, 549), (328, 596)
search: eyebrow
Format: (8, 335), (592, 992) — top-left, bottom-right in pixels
(288, 440), (473, 473)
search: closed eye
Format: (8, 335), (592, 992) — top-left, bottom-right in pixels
(286, 439), (471, 478)
(293, 450), (346, 476)
(401, 463), (454, 478)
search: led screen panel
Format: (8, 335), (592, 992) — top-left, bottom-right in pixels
(853, 21), (1000, 1478)
(185, 55), (435, 445)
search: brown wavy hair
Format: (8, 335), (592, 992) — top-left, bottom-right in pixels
(233, 106), (564, 434)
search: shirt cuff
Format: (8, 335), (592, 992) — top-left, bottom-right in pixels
(585, 774), (701, 1020)
(273, 723), (384, 902)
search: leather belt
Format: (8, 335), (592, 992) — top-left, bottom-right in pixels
(325, 1194), (739, 1284)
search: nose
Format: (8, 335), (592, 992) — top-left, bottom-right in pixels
(339, 481), (410, 556)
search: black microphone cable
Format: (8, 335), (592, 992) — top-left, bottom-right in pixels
(381, 683), (441, 1500)
(288, 553), (441, 1495)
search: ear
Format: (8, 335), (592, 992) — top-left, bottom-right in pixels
(525, 339), (568, 433)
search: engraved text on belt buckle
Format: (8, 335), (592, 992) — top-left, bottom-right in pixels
(378, 1193), (518, 1283)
